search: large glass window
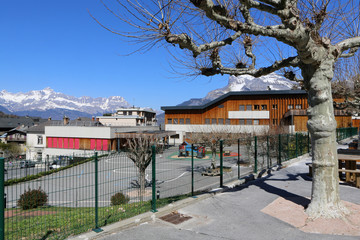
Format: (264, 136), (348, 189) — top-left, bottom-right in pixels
(239, 105), (245, 111)
(246, 105), (252, 111)
(254, 119), (259, 125)
(205, 118), (210, 124)
(218, 118), (224, 125)
(186, 118), (190, 124)
(167, 118), (172, 124)
(211, 118), (217, 125)
(173, 118), (178, 124)
(179, 118), (184, 124)
(239, 119), (245, 125)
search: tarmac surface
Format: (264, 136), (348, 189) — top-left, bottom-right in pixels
(71, 144), (360, 240)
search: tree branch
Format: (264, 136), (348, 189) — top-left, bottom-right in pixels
(200, 55), (300, 77)
(165, 31), (242, 57)
(337, 36), (360, 52)
(190, 0), (298, 46)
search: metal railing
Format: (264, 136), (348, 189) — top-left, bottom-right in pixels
(0, 127), (357, 239)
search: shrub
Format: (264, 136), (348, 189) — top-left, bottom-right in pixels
(110, 192), (130, 206)
(17, 187), (48, 210)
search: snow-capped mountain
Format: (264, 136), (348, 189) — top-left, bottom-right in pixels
(178, 73), (298, 106)
(0, 88), (131, 119)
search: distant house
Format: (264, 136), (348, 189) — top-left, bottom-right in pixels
(161, 90), (352, 144)
(96, 107), (157, 127)
(26, 119), (62, 161)
(0, 116), (45, 133)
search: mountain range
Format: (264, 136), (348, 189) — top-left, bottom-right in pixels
(0, 74), (297, 121)
(0, 88), (130, 120)
(178, 73), (298, 106)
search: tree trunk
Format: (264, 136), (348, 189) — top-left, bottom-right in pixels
(139, 169), (146, 202)
(302, 59), (349, 219)
(211, 146), (216, 169)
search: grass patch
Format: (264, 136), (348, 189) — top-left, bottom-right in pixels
(5, 193), (199, 240)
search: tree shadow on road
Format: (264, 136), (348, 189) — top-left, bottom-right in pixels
(226, 172), (311, 208)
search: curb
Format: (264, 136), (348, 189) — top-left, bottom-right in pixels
(69, 155), (308, 240)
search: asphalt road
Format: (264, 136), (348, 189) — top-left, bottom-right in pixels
(4, 146), (253, 208)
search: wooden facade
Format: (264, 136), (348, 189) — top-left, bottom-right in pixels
(161, 90), (352, 132)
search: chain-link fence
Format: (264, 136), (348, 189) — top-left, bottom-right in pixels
(0, 127), (357, 239)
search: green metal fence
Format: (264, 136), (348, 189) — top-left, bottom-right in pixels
(336, 127), (358, 141)
(0, 127), (357, 239)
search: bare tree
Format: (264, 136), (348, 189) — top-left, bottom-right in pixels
(100, 0), (360, 219)
(187, 129), (240, 169)
(126, 136), (158, 201)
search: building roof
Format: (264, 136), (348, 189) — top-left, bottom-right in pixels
(161, 90), (307, 111)
(0, 117), (46, 130)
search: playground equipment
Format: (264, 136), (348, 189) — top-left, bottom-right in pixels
(178, 142), (206, 158)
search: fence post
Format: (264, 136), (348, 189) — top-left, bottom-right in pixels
(237, 139), (240, 179)
(254, 136), (258, 174)
(191, 144), (194, 196)
(151, 145), (157, 212)
(295, 133), (298, 158)
(92, 152), (102, 233)
(307, 132), (310, 153)
(0, 158), (4, 240)
(266, 136), (269, 169)
(220, 140), (223, 188)
(278, 134), (282, 165)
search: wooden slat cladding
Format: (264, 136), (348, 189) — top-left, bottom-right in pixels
(164, 93), (309, 126)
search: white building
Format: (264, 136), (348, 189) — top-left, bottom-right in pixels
(97, 107), (157, 127)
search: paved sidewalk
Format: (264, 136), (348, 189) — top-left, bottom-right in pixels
(73, 153), (360, 240)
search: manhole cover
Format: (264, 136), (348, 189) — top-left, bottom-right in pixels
(159, 211), (192, 225)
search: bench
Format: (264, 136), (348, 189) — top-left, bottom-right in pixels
(307, 163), (360, 188)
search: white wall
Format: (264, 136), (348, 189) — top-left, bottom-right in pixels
(26, 133), (46, 160)
(228, 111), (270, 119)
(165, 124), (270, 144)
(46, 126), (114, 139)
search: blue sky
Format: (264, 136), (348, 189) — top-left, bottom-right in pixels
(0, 1), (228, 110)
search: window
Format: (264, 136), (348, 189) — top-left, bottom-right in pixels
(272, 104), (278, 109)
(239, 105), (245, 111)
(211, 118), (217, 125)
(37, 136), (43, 145)
(261, 105), (267, 110)
(253, 119), (259, 125)
(225, 119), (231, 125)
(246, 120), (252, 125)
(128, 111), (132, 115)
(288, 104), (293, 109)
(179, 118), (184, 124)
(167, 118), (172, 124)
(246, 105), (252, 111)
(205, 118), (210, 124)
(273, 119), (278, 125)
(296, 104), (302, 109)
(239, 119), (245, 125)
(173, 118), (178, 124)
(186, 118), (190, 124)
(254, 105), (260, 110)
(218, 104), (224, 108)
(218, 118), (224, 125)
